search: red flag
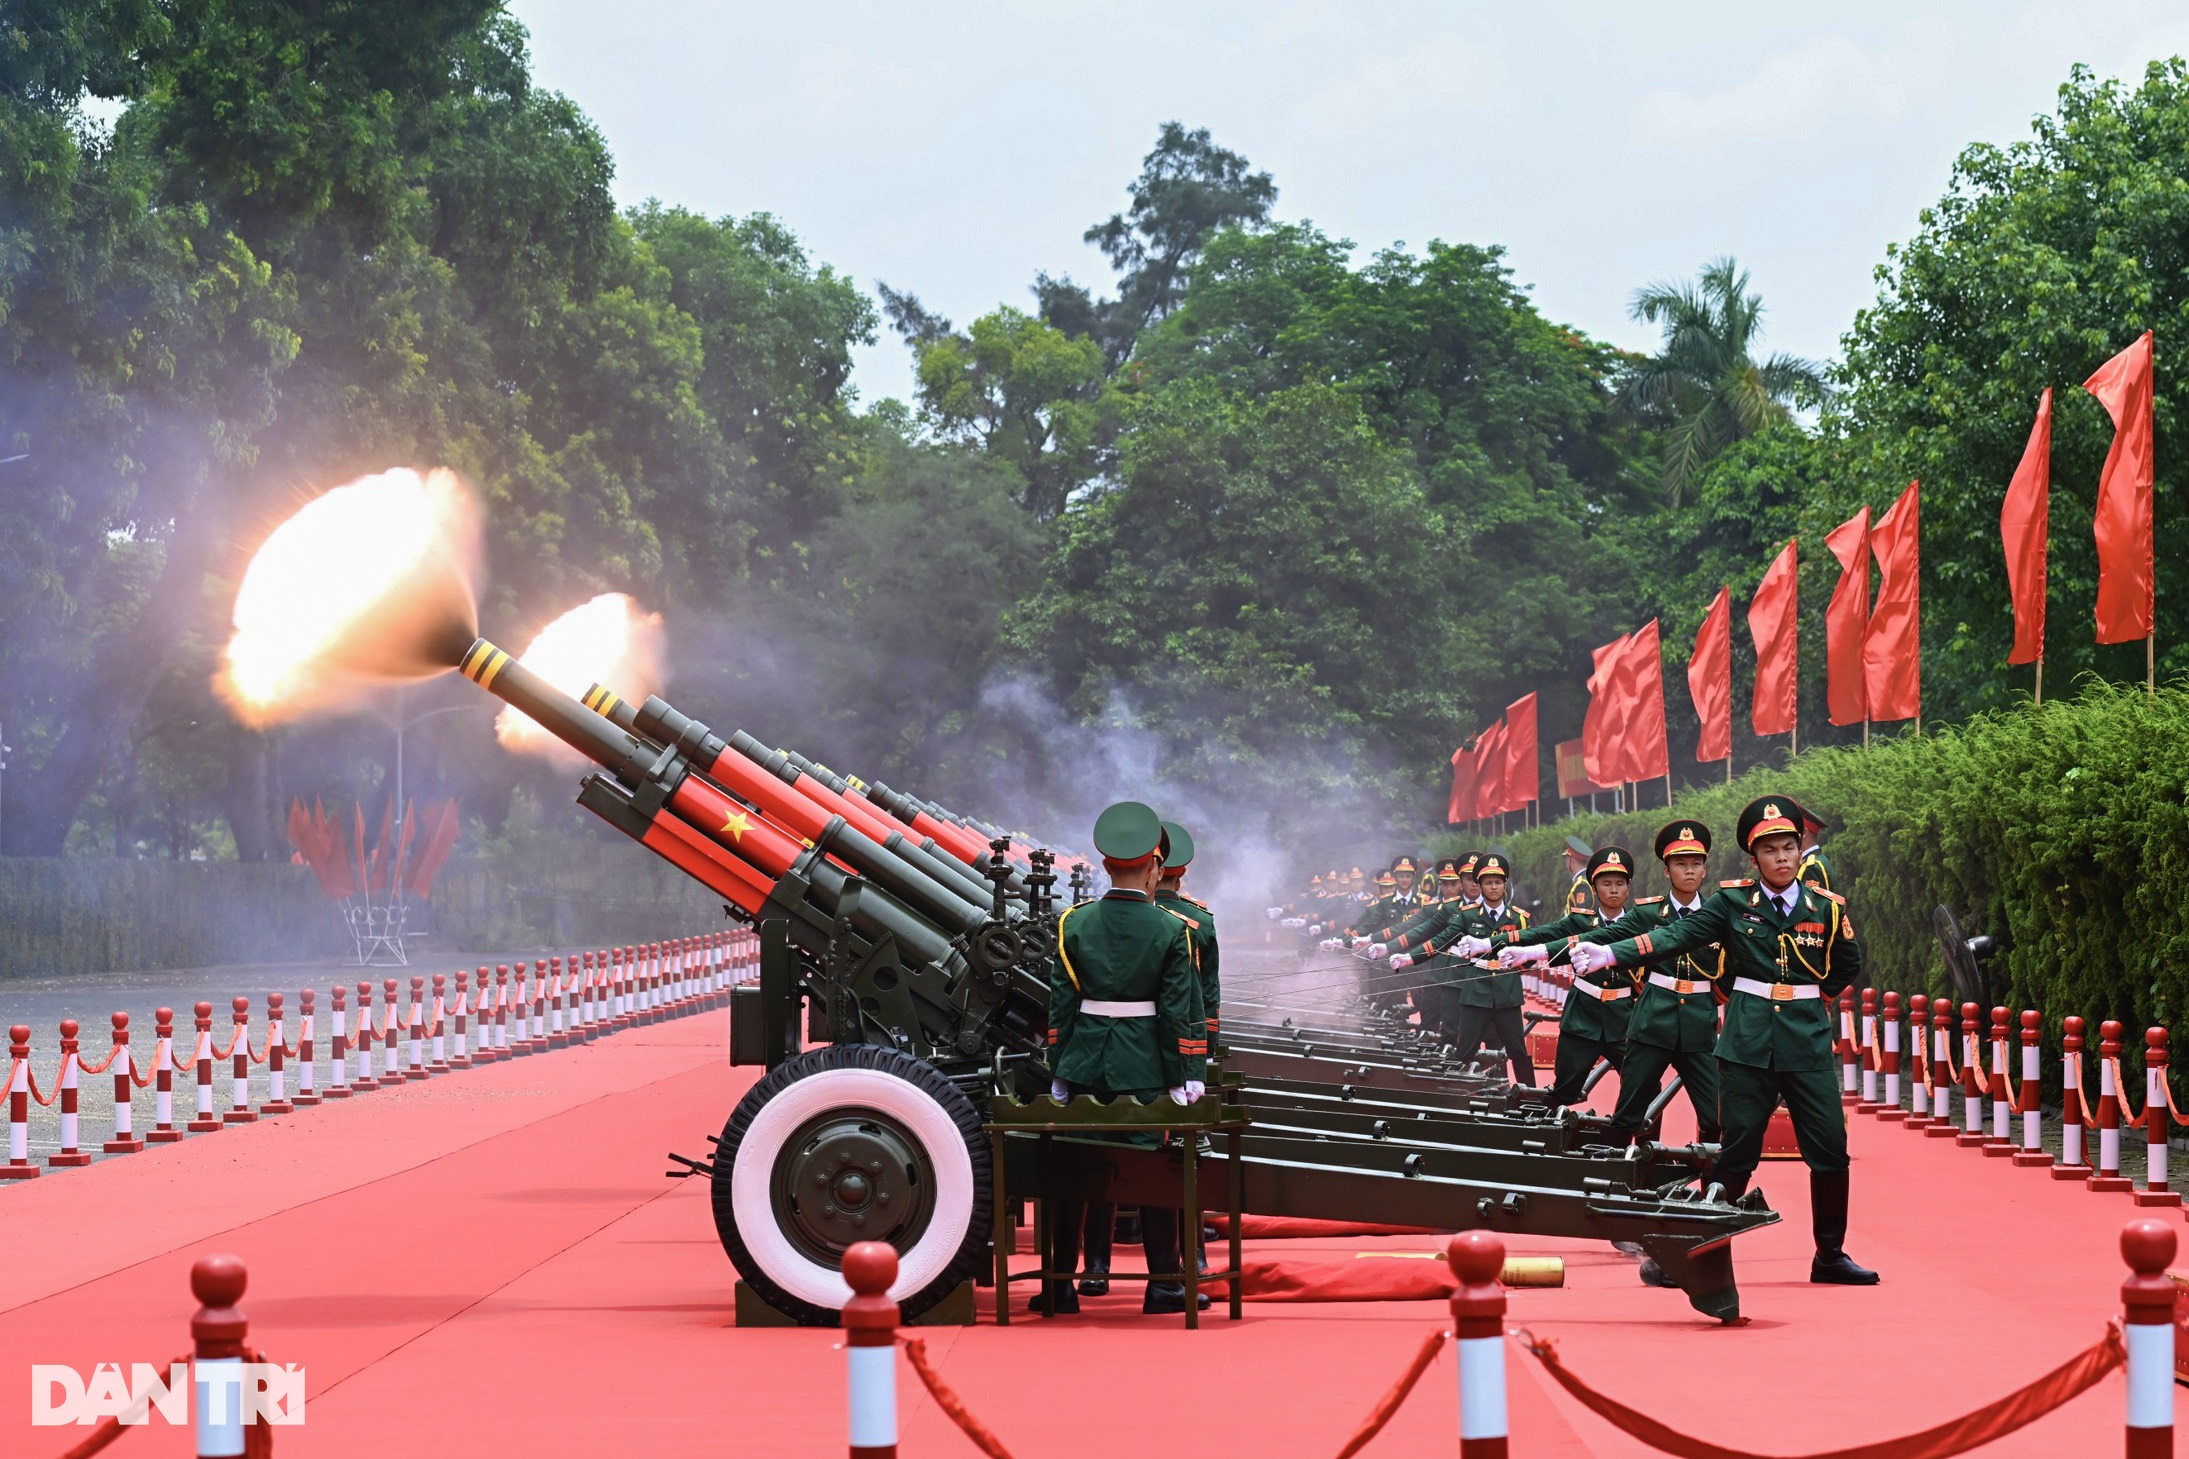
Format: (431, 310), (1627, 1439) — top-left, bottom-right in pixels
(1688, 588), (1732, 763)
(1447, 744), (1476, 824)
(1619, 620), (1670, 783)
(1824, 506), (1870, 726)
(1581, 631), (1633, 787)
(1865, 480), (1921, 722)
(1503, 693), (1539, 808)
(1748, 540), (1798, 736)
(2084, 332), (2154, 644)
(2001, 388), (2051, 665)
(1473, 720), (1508, 816)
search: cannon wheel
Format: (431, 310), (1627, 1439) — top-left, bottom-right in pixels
(711, 1044), (992, 1324)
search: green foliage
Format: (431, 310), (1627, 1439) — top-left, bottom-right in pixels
(908, 306), (1109, 520)
(1482, 684), (2189, 1036)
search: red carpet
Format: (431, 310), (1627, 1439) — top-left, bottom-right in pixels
(0, 1015), (2169, 1456)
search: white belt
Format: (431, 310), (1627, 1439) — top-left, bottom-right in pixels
(1570, 981), (1631, 1002)
(1080, 1000), (1157, 1018)
(1731, 977), (1820, 1002)
(1647, 972), (1710, 996)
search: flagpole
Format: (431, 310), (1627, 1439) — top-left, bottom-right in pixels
(1724, 755), (1731, 786)
(1862, 718), (1869, 750)
(2148, 631), (2156, 695)
(2034, 656), (2043, 707)
(1663, 773), (1671, 807)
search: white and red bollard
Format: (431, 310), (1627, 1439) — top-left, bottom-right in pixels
(492, 965), (512, 1056)
(2053, 1015), (2091, 1179)
(2123, 1218), (2177, 1458)
(842, 1241), (900, 1459)
(189, 1002), (223, 1132)
(326, 986), (352, 1098)
(1449, 1229), (1509, 1458)
(105, 1012), (145, 1154)
(1957, 1002), (1988, 1148)
(1925, 1001), (1957, 1139)
(1856, 988), (1880, 1112)
(531, 959), (550, 1046)
(450, 970), (472, 1067)
(224, 997), (256, 1124)
(1877, 991), (1906, 1121)
(1837, 990), (1859, 1105)
(49, 1019), (91, 1166)
(262, 994), (293, 1115)
(381, 979), (401, 1082)
(2010, 1009), (2051, 1167)
(3, 1025), (35, 1178)
(406, 976), (428, 1080)
(190, 1253), (255, 1459)
(1982, 1006), (2015, 1155)
(548, 957), (569, 1048)
(293, 990), (320, 1106)
(1903, 993), (1931, 1129)
(2133, 1027), (2180, 1209)
(429, 974), (450, 1072)
(352, 981), (380, 1090)
(2090, 1020), (2135, 1193)
(149, 1007), (184, 1140)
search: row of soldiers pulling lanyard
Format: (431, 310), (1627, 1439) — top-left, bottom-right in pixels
(1037, 800), (1222, 1317)
(1354, 796), (1876, 1289)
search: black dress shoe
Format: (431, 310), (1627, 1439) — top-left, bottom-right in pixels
(1810, 1250), (1879, 1285)
(1076, 1268), (1110, 1296)
(1637, 1257), (1676, 1288)
(1027, 1282), (1081, 1314)
(1141, 1283), (1213, 1315)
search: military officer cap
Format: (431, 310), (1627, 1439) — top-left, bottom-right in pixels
(1309, 872), (1324, 886)
(1457, 851), (1482, 875)
(1374, 869), (1397, 888)
(1433, 856), (1462, 880)
(1348, 865), (1365, 880)
(1392, 854), (1419, 875)
(1800, 806), (1829, 838)
(1585, 846), (1634, 880)
(1092, 800), (1164, 862)
(1474, 852), (1512, 879)
(1655, 820), (1712, 860)
(1160, 819), (1196, 869)
(1737, 796), (1806, 852)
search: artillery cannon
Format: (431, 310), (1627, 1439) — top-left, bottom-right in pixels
(451, 638), (1778, 1324)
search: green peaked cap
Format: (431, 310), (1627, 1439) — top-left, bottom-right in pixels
(1160, 819), (1195, 869)
(1093, 801), (1164, 860)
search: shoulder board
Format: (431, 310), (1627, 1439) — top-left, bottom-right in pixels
(1182, 894), (1210, 909)
(1634, 895), (1665, 905)
(1720, 879), (1754, 888)
(1810, 888), (1845, 904)
(1162, 906), (1200, 929)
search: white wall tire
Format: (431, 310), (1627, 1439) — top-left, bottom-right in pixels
(711, 1045), (991, 1324)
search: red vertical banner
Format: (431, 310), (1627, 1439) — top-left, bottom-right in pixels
(2083, 332), (2154, 645)
(1620, 619), (1670, 782)
(1473, 720), (1508, 816)
(1581, 631), (1633, 788)
(1688, 587), (1732, 764)
(1447, 743), (1476, 824)
(1503, 692), (1539, 811)
(1824, 506), (1871, 726)
(1748, 540), (1799, 736)
(2001, 388), (2051, 666)
(1865, 481), (1922, 723)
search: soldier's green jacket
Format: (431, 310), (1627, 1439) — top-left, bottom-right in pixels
(1378, 895), (1469, 951)
(1358, 891), (1424, 943)
(1570, 896), (1723, 1052)
(1490, 907), (1633, 1042)
(1048, 889), (1207, 1092)
(1563, 872), (1594, 917)
(1446, 901), (1530, 1008)
(1156, 890), (1220, 1032)
(1598, 880), (1861, 1071)
(1799, 848), (1837, 895)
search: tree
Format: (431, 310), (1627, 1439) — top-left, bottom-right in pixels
(908, 307), (1109, 520)
(1620, 257), (1828, 506)
(1086, 122), (1275, 345)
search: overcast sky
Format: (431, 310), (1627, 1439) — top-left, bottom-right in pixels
(510, 1), (2189, 409)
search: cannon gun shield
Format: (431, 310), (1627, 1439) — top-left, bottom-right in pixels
(1932, 905), (1996, 1006)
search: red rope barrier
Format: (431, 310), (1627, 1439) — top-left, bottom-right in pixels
(902, 1337), (1017, 1459)
(1516, 1322), (2124, 1459)
(1332, 1326), (1448, 1459)
(47, 1351), (191, 1459)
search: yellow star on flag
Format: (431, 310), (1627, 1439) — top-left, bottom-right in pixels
(721, 810), (752, 842)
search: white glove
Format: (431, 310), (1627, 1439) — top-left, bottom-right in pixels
(1184, 1079), (1206, 1101)
(1266, 906), (1284, 919)
(1320, 937), (1343, 951)
(1350, 935), (1371, 949)
(1389, 953), (1414, 970)
(1282, 917), (1305, 929)
(1307, 923), (1324, 937)
(1498, 943), (1549, 968)
(1050, 1079), (1071, 1101)
(1167, 1085), (1193, 1105)
(1568, 942), (1616, 976)
(1367, 943), (1388, 959)
(1454, 935), (1493, 959)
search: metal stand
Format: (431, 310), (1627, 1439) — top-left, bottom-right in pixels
(988, 1072), (1250, 1329)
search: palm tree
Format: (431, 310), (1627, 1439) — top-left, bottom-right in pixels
(1620, 257), (1829, 505)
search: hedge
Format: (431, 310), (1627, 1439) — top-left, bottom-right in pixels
(1430, 681), (2189, 1041)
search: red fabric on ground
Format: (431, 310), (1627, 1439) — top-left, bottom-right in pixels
(1206, 1214), (1444, 1240)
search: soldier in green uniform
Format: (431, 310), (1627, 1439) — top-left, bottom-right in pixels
(1404, 852), (1533, 1083)
(1361, 852), (1476, 1039)
(1040, 801), (1210, 1316)
(1466, 845), (1638, 1105)
(1561, 837), (1596, 917)
(1569, 796), (1876, 1285)
(1798, 808), (1836, 895)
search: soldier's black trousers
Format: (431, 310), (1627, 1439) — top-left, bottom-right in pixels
(1543, 1030), (1622, 1107)
(1712, 1059), (1848, 1188)
(1047, 1203), (1180, 1290)
(1083, 1203), (1115, 1271)
(1450, 1004), (1534, 1085)
(1607, 1040), (1722, 1143)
